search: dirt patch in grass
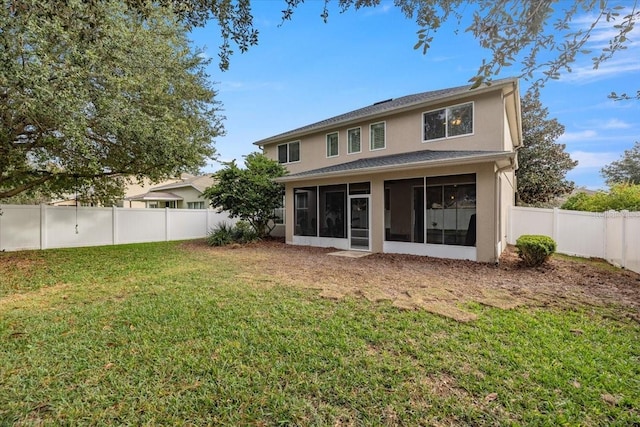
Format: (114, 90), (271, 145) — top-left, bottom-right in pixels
(186, 239), (640, 322)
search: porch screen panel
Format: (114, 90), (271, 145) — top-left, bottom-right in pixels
(319, 185), (346, 238)
(294, 187), (317, 236)
(426, 174), (476, 246)
(384, 178), (424, 243)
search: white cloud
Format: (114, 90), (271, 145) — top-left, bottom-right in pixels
(364, 2), (393, 16)
(559, 9), (640, 83)
(558, 130), (597, 143)
(560, 57), (640, 83)
(570, 150), (619, 169)
(602, 118), (631, 129)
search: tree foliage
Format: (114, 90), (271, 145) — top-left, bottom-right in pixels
(516, 91), (577, 205)
(150, 0), (638, 99)
(561, 183), (640, 212)
(601, 141), (640, 185)
(204, 152), (286, 238)
(0, 0), (222, 204)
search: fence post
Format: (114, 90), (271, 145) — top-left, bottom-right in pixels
(552, 207), (559, 242)
(0, 205), (3, 251)
(603, 210), (609, 262)
(40, 203), (47, 250)
(508, 205), (512, 245)
(112, 206), (118, 246)
(621, 210), (628, 269)
(165, 207), (170, 241)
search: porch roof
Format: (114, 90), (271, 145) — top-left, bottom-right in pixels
(275, 149), (515, 183)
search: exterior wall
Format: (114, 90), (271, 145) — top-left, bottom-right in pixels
(264, 91), (506, 175)
(498, 169), (516, 254)
(283, 161), (503, 262)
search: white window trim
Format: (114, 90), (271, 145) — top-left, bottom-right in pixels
(277, 141), (301, 164)
(369, 121), (386, 151)
(347, 127), (362, 155)
(326, 132), (339, 158)
(422, 101), (474, 143)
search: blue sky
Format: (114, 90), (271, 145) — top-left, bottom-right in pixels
(190, 1), (640, 190)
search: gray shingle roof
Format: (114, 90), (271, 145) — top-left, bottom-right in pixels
(278, 149), (512, 181)
(151, 175), (214, 193)
(255, 77), (517, 146)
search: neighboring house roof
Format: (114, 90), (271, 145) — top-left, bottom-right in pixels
(150, 174), (214, 193)
(276, 149), (515, 182)
(126, 191), (183, 202)
(124, 175), (214, 202)
(255, 77), (519, 147)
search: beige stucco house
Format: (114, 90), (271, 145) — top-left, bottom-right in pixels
(255, 78), (522, 263)
(125, 174), (214, 209)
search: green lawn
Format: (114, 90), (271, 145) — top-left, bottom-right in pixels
(1, 241), (638, 425)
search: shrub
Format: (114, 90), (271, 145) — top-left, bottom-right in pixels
(561, 183), (640, 212)
(515, 235), (557, 267)
(206, 221), (260, 247)
(232, 221), (259, 244)
(207, 222), (235, 246)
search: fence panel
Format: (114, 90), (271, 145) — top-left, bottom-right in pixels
(555, 210), (605, 258)
(46, 207), (114, 249)
(605, 213), (624, 268)
(0, 205), (41, 251)
(509, 207), (553, 241)
(169, 209), (208, 240)
(117, 208), (167, 244)
(625, 213), (640, 273)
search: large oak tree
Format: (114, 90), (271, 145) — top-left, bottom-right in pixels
(1, 0), (222, 203)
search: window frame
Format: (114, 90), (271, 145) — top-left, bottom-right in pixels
(326, 132), (339, 158)
(422, 101), (474, 142)
(277, 141), (301, 164)
(347, 127), (362, 154)
(370, 121), (386, 151)
(187, 201), (205, 209)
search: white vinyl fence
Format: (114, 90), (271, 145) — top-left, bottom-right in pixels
(0, 204), (237, 252)
(509, 206), (640, 274)
(2, 204), (638, 274)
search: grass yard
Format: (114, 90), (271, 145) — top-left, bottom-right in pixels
(0, 240), (638, 425)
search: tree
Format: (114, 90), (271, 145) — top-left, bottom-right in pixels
(601, 141), (640, 185)
(1, 1), (222, 204)
(141, 1), (638, 99)
(516, 91), (577, 205)
(204, 152), (286, 237)
(561, 183), (640, 212)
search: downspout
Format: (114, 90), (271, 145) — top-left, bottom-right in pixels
(494, 157), (516, 263)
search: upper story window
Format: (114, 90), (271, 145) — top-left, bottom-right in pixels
(326, 132), (339, 157)
(370, 122), (386, 150)
(277, 141), (300, 164)
(347, 127), (361, 154)
(423, 102), (473, 142)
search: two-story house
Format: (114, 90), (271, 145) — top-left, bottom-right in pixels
(255, 78), (522, 263)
